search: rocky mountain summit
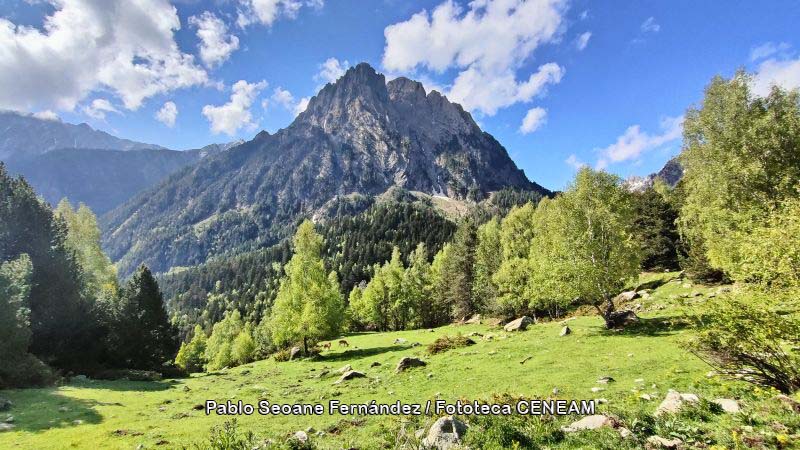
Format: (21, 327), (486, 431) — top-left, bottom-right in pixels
(625, 157), (684, 192)
(102, 63), (546, 275)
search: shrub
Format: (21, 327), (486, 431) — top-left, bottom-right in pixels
(0, 353), (53, 388)
(273, 348), (292, 362)
(175, 325), (208, 373)
(195, 420), (257, 450)
(427, 334), (475, 355)
(688, 291), (800, 394)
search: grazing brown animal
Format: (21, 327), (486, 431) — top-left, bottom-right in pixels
(321, 342), (331, 350)
(338, 339), (350, 347)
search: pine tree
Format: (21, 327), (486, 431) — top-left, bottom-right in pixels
(112, 265), (178, 370)
(443, 218), (478, 320)
(0, 255), (33, 360)
(267, 220), (344, 354)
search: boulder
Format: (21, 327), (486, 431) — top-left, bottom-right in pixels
(0, 423), (15, 432)
(713, 398), (740, 414)
(393, 338), (407, 344)
(292, 430), (308, 443)
(646, 435), (683, 449)
(560, 326), (571, 336)
(504, 316), (534, 332)
(336, 364), (352, 374)
(603, 309), (639, 329)
(614, 291), (639, 303)
(464, 314), (481, 325)
(422, 415), (468, 449)
(655, 390), (699, 416)
(561, 415), (617, 432)
(597, 376), (615, 384)
(0, 398), (11, 412)
(289, 347), (301, 360)
(619, 427), (633, 439)
(395, 357), (426, 373)
(334, 371), (366, 384)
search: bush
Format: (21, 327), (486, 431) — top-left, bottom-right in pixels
(175, 325), (208, 373)
(273, 348), (292, 362)
(0, 353), (53, 388)
(195, 420), (257, 450)
(427, 334), (475, 355)
(688, 291), (800, 393)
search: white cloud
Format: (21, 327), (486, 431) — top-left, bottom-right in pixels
(271, 87), (308, 116)
(640, 17), (660, 33)
(565, 154), (586, 170)
(155, 101), (178, 127)
(751, 56), (800, 97)
(33, 110), (60, 121)
(236, 0), (321, 28)
(519, 107), (547, 134)
(82, 98), (120, 120)
(383, 0), (567, 116)
(190, 11), (240, 68)
(596, 116), (683, 169)
(750, 42), (790, 62)
(575, 31), (591, 51)
(0, 0), (208, 113)
(202, 80), (266, 135)
(315, 57), (350, 84)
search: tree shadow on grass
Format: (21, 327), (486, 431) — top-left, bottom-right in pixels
(596, 316), (694, 337)
(317, 345), (410, 363)
(2, 387), (104, 432)
(70, 378), (179, 392)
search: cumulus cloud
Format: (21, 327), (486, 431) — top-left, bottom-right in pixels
(156, 101), (178, 127)
(190, 11), (240, 68)
(82, 98), (121, 120)
(271, 87), (308, 116)
(640, 17), (660, 33)
(519, 107), (547, 134)
(0, 0), (209, 113)
(202, 80), (266, 135)
(749, 43), (800, 97)
(383, 0), (567, 115)
(315, 57), (350, 84)
(236, 0), (321, 28)
(575, 31), (592, 51)
(596, 116), (683, 169)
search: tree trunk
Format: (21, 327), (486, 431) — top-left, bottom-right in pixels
(303, 336), (308, 355)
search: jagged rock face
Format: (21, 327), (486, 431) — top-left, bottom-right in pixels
(101, 63), (545, 276)
(625, 157), (684, 192)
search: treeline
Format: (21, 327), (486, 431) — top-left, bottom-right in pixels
(1, 167), (177, 387)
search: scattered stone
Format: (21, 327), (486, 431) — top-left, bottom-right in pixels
(395, 357), (426, 373)
(560, 326), (571, 336)
(292, 430), (308, 443)
(0, 399), (11, 412)
(640, 394), (653, 401)
(0, 423), (15, 432)
(597, 376), (615, 384)
(713, 398), (740, 414)
(369, 362), (381, 368)
(634, 378), (645, 383)
(655, 390), (699, 416)
(466, 332), (483, 338)
(619, 427), (633, 439)
(4, 416), (13, 423)
(411, 342), (421, 347)
(614, 291), (639, 303)
(595, 398), (608, 404)
(590, 387), (605, 393)
(483, 333), (495, 341)
(427, 373), (434, 379)
(552, 388), (559, 395)
(73, 419), (83, 425)
(774, 394), (800, 413)
(334, 371), (366, 384)
(421, 415), (468, 449)
(464, 314), (481, 325)
(504, 316), (534, 332)
(690, 291), (702, 297)
(646, 435), (683, 449)
(561, 415), (617, 432)
(393, 338), (408, 344)
(289, 346), (301, 360)
(337, 364), (352, 374)
(305, 426), (315, 433)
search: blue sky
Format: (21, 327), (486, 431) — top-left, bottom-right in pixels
(1, 1), (799, 190)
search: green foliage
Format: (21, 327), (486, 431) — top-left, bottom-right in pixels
(442, 218), (479, 320)
(473, 218), (502, 313)
(205, 310), (244, 371)
(175, 325), (208, 373)
(426, 334), (475, 355)
(111, 265), (178, 370)
(735, 197), (800, 287)
(268, 220), (344, 353)
(195, 419), (258, 450)
(631, 185), (680, 271)
(527, 168), (641, 326)
(56, 199), (118, 300)
(402, 243), (433, 329)
(679, 72), (800, 281)
(688, 290), (800, 394)
(349, 247), (405, 331)
(232, 322), (257, 366)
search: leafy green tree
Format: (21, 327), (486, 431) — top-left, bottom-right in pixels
(349, 249), (405, 331)
(679, 72), (800, 281)
(442, 218), (478, 320)
(232, 322), (257, 366)
(112, 265), (178, 370)
(499, 203), (537, 260)
(205, 310), (244, 371)
(0, 254), (33, 359)
(403, 243), (433, 329)
(473, 218), (502, 313)
(267, 220), (344, 354)
(56, 200), (118, 299)
(528, 168), (641, 328)
(428, 243), (454, 327)
(736, 197), (800, 288)
(175, 325), (208, 373)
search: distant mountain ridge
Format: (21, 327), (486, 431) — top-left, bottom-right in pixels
(0, 110), (164, 160)
(101, 63), (548, 276)
(625, 157), (684, 192)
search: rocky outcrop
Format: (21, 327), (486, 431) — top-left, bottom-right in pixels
(504, 316), (534, 332)
(395, 357), (426, 373)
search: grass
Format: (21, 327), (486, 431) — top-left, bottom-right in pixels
(1, 272), (798, 449)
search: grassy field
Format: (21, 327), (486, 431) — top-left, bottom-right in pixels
(1, 273), (798, 449)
